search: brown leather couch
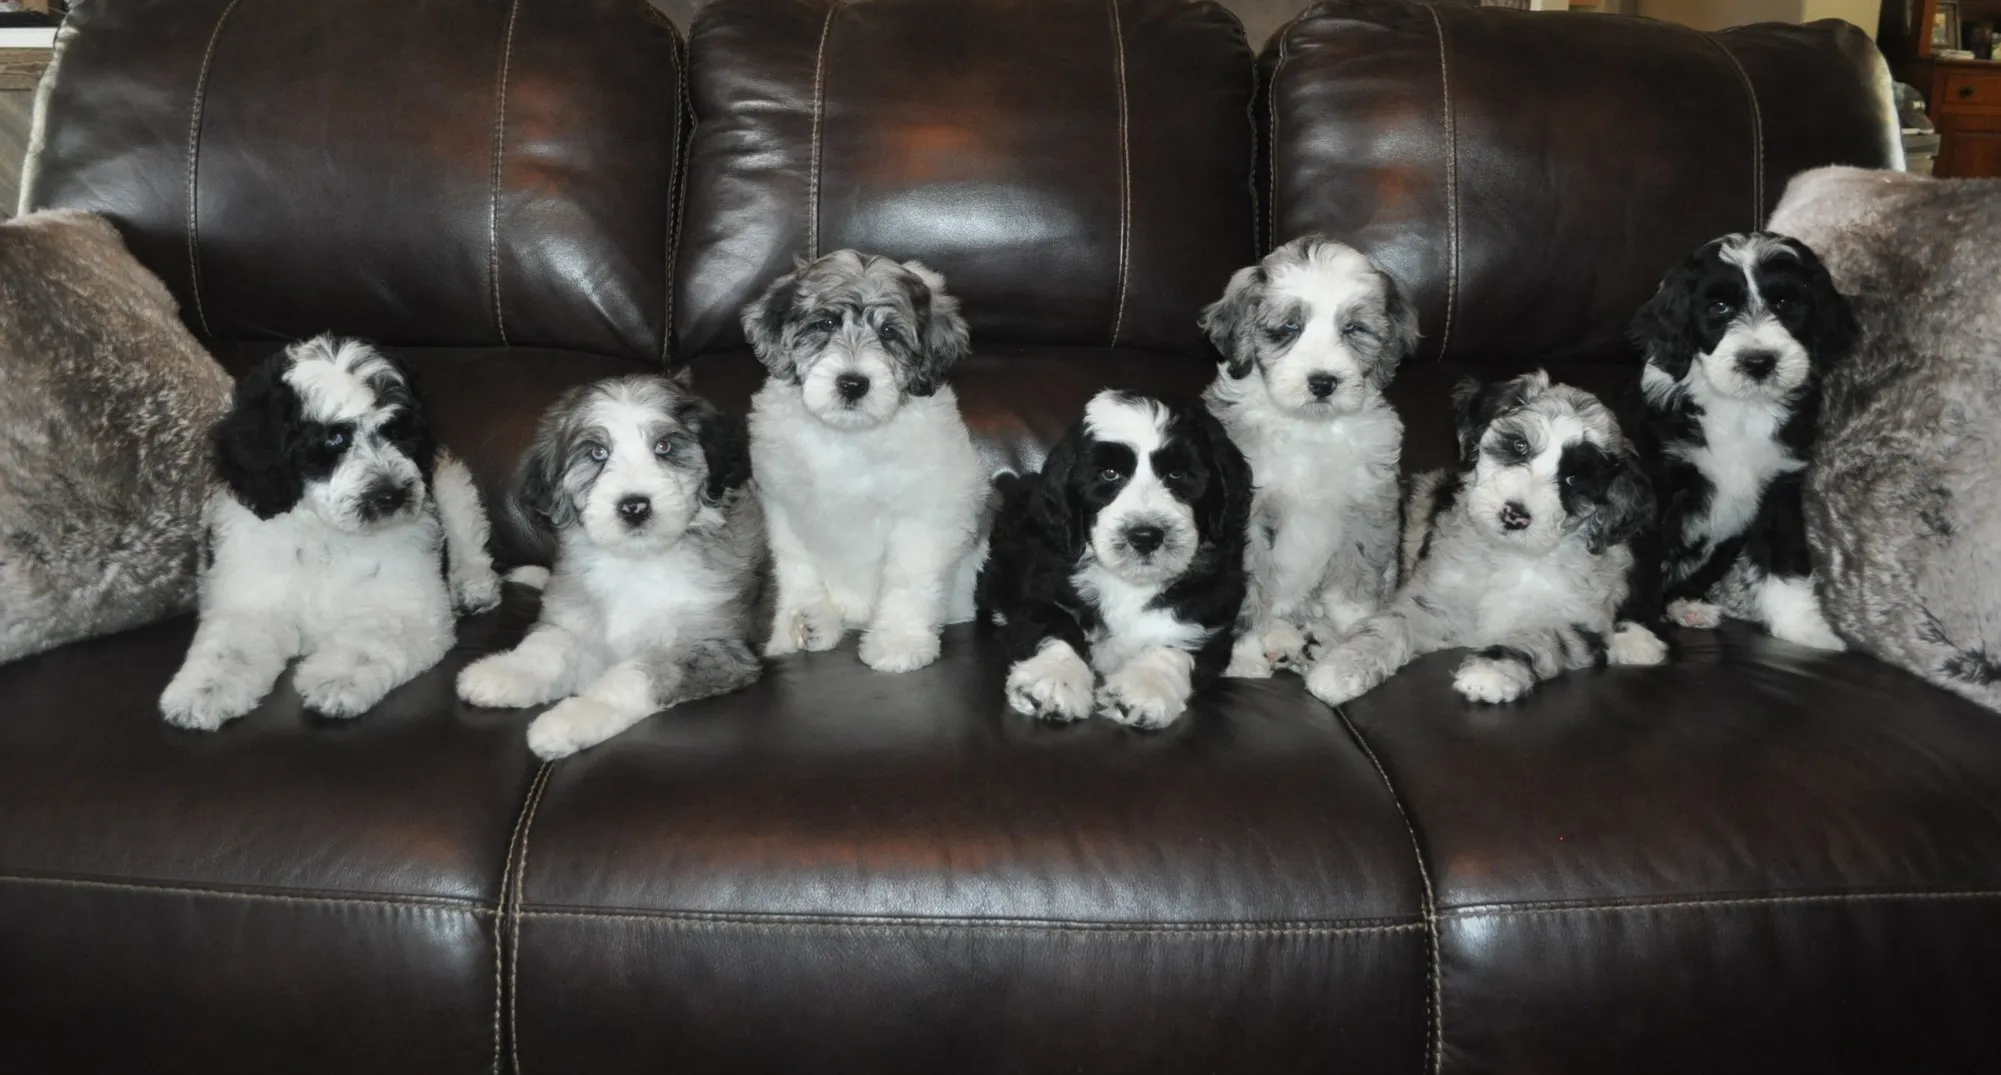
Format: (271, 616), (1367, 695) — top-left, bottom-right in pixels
(5, 1), (1997, 1072)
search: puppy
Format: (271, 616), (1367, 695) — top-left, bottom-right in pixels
(741, 250), (987, 673)
(160, 336), (500, 729)
(1306, 371), (1666, 708)
(1200, 236), (1415, 677)
(1629, 232), (1853, 650)
(978, 391), (1251, 729)
(456, 373), (762, 760)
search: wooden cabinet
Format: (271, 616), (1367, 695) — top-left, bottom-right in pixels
(1937, 111), (2001, 175)
(1881, 0), (2001, 177)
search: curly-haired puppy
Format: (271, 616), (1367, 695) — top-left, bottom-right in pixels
(160, 336), (500, 729)
(977, 391), (1251, 729)
(456, 374), (762, 760)
(741, 250), (987, 674)
(1306, 371), (1666, 708)
(1629, 231), (1852, 651)
(1200, 236), (1415, 677)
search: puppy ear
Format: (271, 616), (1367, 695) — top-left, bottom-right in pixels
(1585, 445), (1655, 555)
(1783, 236), (1861, 367)
(212, 355), (305, 519)
(1026, 426), (1084, 558)
(1449, 371), (1547, 466)
(368, 350), (439, 484)
(1199, 264), (1265, 379)
(1372, 266), (1422, 389)
(678, 396), (753, 504)
(1628, 249), (1709, 380)
(740, 271), (803, 383)
(1193, 407), (1253, 549)
(902, 259), (971, 397)
(512, 390), (585, 537)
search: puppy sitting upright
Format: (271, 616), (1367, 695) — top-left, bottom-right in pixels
(1628, 232), (1853, 650)
(978, 391), (1251, 729)
(1200, 235), (1415, 677)
(161, 336), (500, 729)
(742, 250), (986, 673)
(457, 374), (763, 760)
(1306, 372), (1666, 708)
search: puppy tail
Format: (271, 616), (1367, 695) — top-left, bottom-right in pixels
(506, 565), (551, 591)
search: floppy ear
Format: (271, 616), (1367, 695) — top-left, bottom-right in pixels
(1194, 407), (1253, 549)
(678, 396), (753, 504)
(1783, 237), (1861, 368)
(1372, 266), (1422, 389)
(1026, 426), (1084, 559)
(1449, 371), (1548, 467)
(511, 392), (584, 537)
(1198, 264), (1266, 379)
(1585, 445), (1655, 555)
(366, 350), (440, 484)
(901, 259), (971, 397)
(740, 271), (803, 383)
(1628, 251), (1708, 380)
(212, 355), (305, 519)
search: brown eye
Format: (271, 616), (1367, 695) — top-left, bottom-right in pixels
(1508, 436), (1530, 459)
(1164, 469), (1186, 481)
(1099, 467), (1121, 482)
(653, 437), (674, 459)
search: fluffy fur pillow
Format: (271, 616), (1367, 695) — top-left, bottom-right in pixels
(1769, 167), (2000, 711)
(0, 210), (231, 663)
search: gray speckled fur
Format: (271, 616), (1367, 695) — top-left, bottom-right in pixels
(1769, 166), (2001, 711)
(0, 210), (231, 664)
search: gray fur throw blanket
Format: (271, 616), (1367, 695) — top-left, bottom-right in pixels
(1769, 166), (2001, 711)
(1, 210), (231, 664)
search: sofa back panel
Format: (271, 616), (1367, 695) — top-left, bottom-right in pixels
(1266, 1), (1899, 367)
(675, 0), (1256, 358)
(21, 0), (681, 362)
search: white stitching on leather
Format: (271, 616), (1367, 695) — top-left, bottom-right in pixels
(1711, 38), (1765, 227)
(663, 27), (691, 367)
(805, 1), (840, 261)
(1106, 0), (1132, 347)
(184, 0), (247, 340)
(1444, 888), (2001, 920)
(1332, 704), (1443, 1075)
(1265, 27), (1289, 252)
(491, 763), (548, 1075)
(508, 763), (554, 1075)
(0, 871), (495, 915)
(516, 909), (1429, 936)
(489, 0), (524, 348)
(1425, 3), (1457, 364)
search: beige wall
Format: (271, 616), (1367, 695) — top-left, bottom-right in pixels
(1636, 0), (1880, 37)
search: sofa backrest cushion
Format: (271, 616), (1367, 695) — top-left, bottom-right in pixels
(674, 0), (1256, 358)
(20, 0), (683, 362)
(1264, 0), (1900, 366)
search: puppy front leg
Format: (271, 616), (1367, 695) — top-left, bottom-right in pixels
(859, 519), (965, 673)
(458, 622), (586, 709)
(1305, 595), (1451, 708)
(1302, 491), (1402, 655)
(1452, 622), (1607, 704)
(1226, 510), (1284, 678)
(160, 611), (296, 730)
(525, 639), (760, 759)
(1097, 646), (1198, 730)
(1001, 612), (1095, 723)
(762, 500), (841, 656)
(432, 453), (501, 615)
(292, 606), (454, 719)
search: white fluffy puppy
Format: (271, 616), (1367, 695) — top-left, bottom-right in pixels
(160, 336), (500, 729)
(456, 374), (764, 760)
(741, 250), (987, 673)
(1200, 236), (1416, 678)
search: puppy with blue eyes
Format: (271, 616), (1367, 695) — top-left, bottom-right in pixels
(456, 373), (762, 760)
(161, 335), (500, 729)
(1306, 371), (1667, 708)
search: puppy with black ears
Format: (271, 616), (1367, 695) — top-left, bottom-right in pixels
(161, 335), (500, 729)
(1200, 235), (1415, 677)
(456, 373), (762, 759)
(978, 391), (1251, 729)
(742, 250), (988, 674)
(1306, 371), (1666, 708)
(1628, 231), (1853, 650)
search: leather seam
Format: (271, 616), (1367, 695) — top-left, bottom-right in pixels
(1264, 13), (1295, 252)
(514, 909), (1428, 936)
(0, 872), (494, 914)
(491, 763), (547, 1075)
(1424, 2), (1458, 364)
(663, 26), (691, 368)
(184, 0), (248, 340)
(508, 763), (554, 1075)
(805, 0), (840, 261)
(1105, 0), (1131, 347)
(1332, 704), (1443, 1075)
(1443, 889), (2001, 919)
(1709, 35), (1765, 226)
(489, 0), (524, 347)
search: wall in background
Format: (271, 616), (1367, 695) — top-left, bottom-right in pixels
(1636, 0), (1880, 35)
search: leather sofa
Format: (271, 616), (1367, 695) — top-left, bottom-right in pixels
(5, 0), (1997, 1072)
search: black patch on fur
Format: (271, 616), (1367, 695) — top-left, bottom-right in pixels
(1574, 625), (1608, 666)
(676, 396), (753, 504)
(1558, 439), (1654, 556)
(1944, 647), (2001, 685)
(1479, 645), (1535, 671)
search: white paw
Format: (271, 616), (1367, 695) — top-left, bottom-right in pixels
(1760, 576), (1846, 652)
(1667, 598), (1723, 630)
(457, 654), (549, 709)
(766, 602), (843, 656)
(159, 669), (267, 730)
(1452, 654), (1536, 704)
(525, 696), (621, 760)
(1005, 643), (1094, 722)
(859, 627), (941, 673)
(1225, 633), (1273, 679)
(1608, 621), (1669, 666)
(1264, 620), (1316, 671)
(1774, 619), (1846, 652)
(452, 566), (503, 615)
(292, 651), (398, 719)
(1304, 652), (1377, 707)
(506, 565), (551, 590)
(1095, 660), (1191, 730)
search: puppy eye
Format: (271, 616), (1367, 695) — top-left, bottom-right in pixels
(1770, 297), (1792, 312)
(1099, 467), (1122, 483)
(1564, 475), (1579, 488)
(1341, 322), (1375, 340)
(808, 313), (839, 333)
(652, 437), (675, 459)
(878, 324), (903, 346)
(587, 444), (609, 463)
(1708, 300), (1732, 316)
(1508, 435), (1531, 459)
(324, 429), (347, 450)
(1164, 469), (1187, 482)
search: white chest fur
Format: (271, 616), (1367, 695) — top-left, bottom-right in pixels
(1073, 561), (1210, 674)
(1673, 393), (1803, 552)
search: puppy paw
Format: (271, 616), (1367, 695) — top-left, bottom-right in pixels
(859, 627), (941, 673)
(526, 697), (622, 760)
(1773, 618), (1846, 652)
(767, 603), (842, 656)
(457, 654), (549, 709)
(1005, 643), (1094, 722)
(160, 670), (265, 731)
(1095, 662), (1190, 730)
(1667, 599), (1723, 630)
(1265, 620), (1316, 671)
(1452, 655), (1536, 704)
(452, 566), (503, 616)
(1608, 621), (1669, 666)
(1225, 633), (1273, 679)
(292, 652), (397, 719)
(1304, 653), (1377, 707)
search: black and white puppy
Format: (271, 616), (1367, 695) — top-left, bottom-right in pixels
(742, 250), (987, 674)
(1629, 232), (1853, 650)
(1306, 371), (1666, 708)
(457, 373), (763, 760)
(161, 336), (500, 729)
(978, 391), (1251, 729)
(1200, 235), (1415, 677)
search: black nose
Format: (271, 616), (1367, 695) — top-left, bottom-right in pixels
(1307, 373), (1339, 399)
(361, 483), (410, 520)
(1125, 525), (1165, 555)
(1500, 501), (1532, 531)
(835, 373), (870, 402)
(616, 496), (652, 524)
(1737, 350), (1778, 380)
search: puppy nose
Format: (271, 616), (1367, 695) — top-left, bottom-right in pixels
(835, 373), (870, 402)
(1307, 373), (1339, 399)
(1500, 501), (1532, 531)
(362, 483), (410, 518)
(1125, 525), (1165, 555)
(616, 496), (652, 524)
(1737, 350), (1778, 380)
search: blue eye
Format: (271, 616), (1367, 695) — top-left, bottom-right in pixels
(325, 430), (347, 450)
(653, 438), (675, 458)
(587, 444), (609, 463)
